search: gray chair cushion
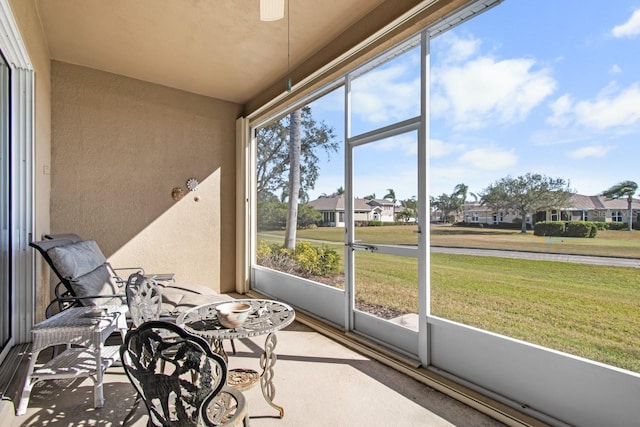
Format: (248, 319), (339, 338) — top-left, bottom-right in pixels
(70, 264), (123, 306)
(47, 240), (107, 280)
(47, 240), (122, 306)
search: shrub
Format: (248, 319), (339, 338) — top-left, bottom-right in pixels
(606, 222), (628, 231)
(294, 241), (340, 276)
(256, 240), (340, 278)
(592, 221), (607, 230)
(533, 221), (565, 236)
(256, 241), (299, 274)
(565, 222), (597, 238)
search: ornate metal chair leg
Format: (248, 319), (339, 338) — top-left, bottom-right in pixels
(230, 338), (237, 354)
(122, 393), (143, 426)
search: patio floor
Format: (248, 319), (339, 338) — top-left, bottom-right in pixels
(2, 316), (539, 427)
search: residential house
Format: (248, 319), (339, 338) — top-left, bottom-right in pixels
(536, 193), (640, 224)
(460, 193), (640, 226)
(307, 195), (396, 226)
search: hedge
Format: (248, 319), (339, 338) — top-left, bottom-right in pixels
(533, 221), (597, 238)
(533, 221), (565, 236)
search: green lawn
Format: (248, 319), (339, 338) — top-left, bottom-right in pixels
(258, 225), (640, 372)
(287, 224), (640, 257)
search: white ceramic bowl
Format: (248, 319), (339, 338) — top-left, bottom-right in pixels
(215, 302), (252, 329)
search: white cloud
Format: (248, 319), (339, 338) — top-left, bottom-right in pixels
(429, 138), (465, 158)
(610, 64), (622, 74)
(432, 56), (556, 130)
(373, 134), (417, 156)
(351, 62), (420, 125)
(437, 32), (481, 63)
(574, 82), (640, 129)
(611, 9), (640, 38)
(545, 82), (640, 130)
(567, 145), (612, 159)
(546, 94), (573, 127)
(458, 148), (517, 171)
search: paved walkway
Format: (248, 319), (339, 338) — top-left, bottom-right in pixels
(431, 246), (640, 268)
(260, 233), (640, 268)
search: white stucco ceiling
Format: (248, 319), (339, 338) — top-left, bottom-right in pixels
(35, 0), (387, 104)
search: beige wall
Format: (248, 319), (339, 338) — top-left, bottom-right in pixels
(9, 0), (52, 319)
(51, 62), (242, 293)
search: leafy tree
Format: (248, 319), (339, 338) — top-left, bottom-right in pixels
(256, 106), (338, 248)
(396, 197), (417, 222)
(256, 106), (338, 202)
(601, 180), (638, 231)
(318, 186), (344, 199)
(364, 193), (376, 200)
(297, 204), (323, 228)
(430, 183), (469, 223)
(480, 173), (574, 234)
(431, 193), (461, 223)
(256, 200), (321, 230)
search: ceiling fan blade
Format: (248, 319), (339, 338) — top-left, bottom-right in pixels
(260, 0), (285, 21)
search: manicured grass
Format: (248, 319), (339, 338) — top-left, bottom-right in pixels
(286, 224), (640, 258)
(258, 225), (640, 372)
(430, 253), (640, 372)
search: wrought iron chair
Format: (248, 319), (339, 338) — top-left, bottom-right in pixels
(125, 273), (164, 327)
(120, 321), (249, 427)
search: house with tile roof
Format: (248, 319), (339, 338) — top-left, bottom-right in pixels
(460, 193), (640, 226)
(307, 195), (396, 227)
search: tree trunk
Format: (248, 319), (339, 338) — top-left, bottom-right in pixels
(628, 196), (633, 231)
(284, 109), (302, 249)
(520, 209), (528, 233)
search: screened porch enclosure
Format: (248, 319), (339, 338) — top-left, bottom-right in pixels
(249, 1), (640, 426)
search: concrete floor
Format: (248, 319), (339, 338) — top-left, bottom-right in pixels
(5, 321), (511, 427)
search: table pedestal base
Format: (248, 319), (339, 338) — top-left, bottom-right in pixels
(224, 332), (284, 418)
(259, 332), (284, 418)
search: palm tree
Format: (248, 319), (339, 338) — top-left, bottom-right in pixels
(383, 188), (396, 203)
(601, 180), (639, 231)
(452, 183), (469, 223)
(284, 109), (302, 249)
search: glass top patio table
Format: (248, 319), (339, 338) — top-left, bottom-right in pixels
(176, 298), (295, 340)
(177, 298), (295, 418)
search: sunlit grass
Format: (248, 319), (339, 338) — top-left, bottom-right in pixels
(268, 224), (640, 257)
(257, 225), (640, 372)
(430, 253), (640, 372)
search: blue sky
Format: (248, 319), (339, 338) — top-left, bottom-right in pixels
(304, 0), (640, 202)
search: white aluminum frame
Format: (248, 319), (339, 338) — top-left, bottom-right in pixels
(0, 0), (34, 365)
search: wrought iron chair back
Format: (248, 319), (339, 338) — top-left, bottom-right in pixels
(125, 273), (163, 327)
(120, 321), (248, 426)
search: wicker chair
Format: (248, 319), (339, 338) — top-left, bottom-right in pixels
(120, 321), (249, 427)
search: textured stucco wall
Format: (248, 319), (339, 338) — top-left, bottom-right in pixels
(51, 61), (242, 293)
(9, 0), (52, 320)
